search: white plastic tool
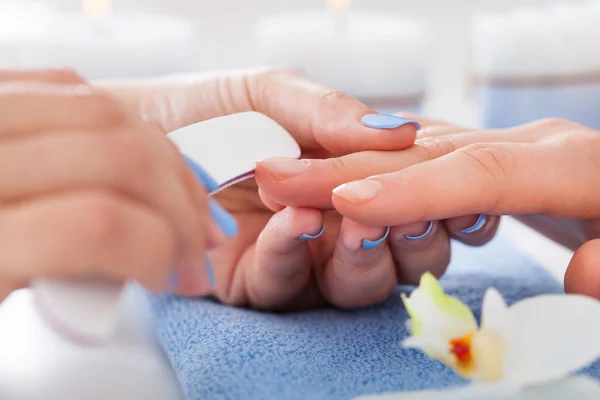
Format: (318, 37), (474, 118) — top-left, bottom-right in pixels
(32, 112), (301, 345)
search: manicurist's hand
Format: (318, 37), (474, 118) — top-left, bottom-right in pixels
(257, 115), (600, 299)
(0, 69), (222, 301)
(105, 68), (420, 310)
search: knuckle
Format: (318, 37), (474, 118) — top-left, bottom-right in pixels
(317, 88), (349, 107)
(87, 90), (129, 127)
(75, 193), (126, 246)
(311, 89), (351, 142)
(106, 130), (154, 182)
(532, 117), (584, 133)
(329, 156), (350, 178)
(413, 136), (457, 161)
(458, 143), (518, 181)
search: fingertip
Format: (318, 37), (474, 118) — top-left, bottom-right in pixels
(299, 223), (325, 240)
(256, 159), (337, 209)
(331, 194), (367, 225)
(331, 186), (384, 227)
(258, 188), (285, 212)
(565, 240), (600, 299)
(444, 215), (500, 247)
(263, 207), (324, 245)
(350, 117), (418, 152)
(254, 159), (306, 206)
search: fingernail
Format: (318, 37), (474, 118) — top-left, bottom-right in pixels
(461, 214), (487, 234)
(333, 179), (382, 204)
(184, 155), (219, 192)
(205, 257), (215, 287)
(362, 226), (390, 250)
(257, 158), (310, 180)
(405, 221), (434, 240)
(361, 114), (421, 130)
(209, 200), (238, 237)
(300, 224), (325, 240)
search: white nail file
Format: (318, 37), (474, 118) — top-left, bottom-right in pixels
(32, 112), (301, 345)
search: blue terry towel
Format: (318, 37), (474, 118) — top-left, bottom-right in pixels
(146, 233), (600, 400)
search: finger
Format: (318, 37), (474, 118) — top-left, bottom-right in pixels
(256, 119), (571, 209)
(565, 239), (600, 299)
(0, 81), (133, 137)
(443, 214), (501, 246)
(0, 190), (181, 292)
(0, 68), (85, 84)
(388, 221), (451, 284)
(396, 112), (457, 130)
(332, 134), (600, 226)
(257, 188), (285, 212)
(247, 69), (420, 155)
(417, 123), (472, 139)
(0, 130), (213, 272)
(256, 151), (427, 210)
(319, 219), (396, 309)
(245, 207), (325, 310)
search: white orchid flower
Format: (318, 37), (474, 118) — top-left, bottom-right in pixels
(356, 273), (600, 400)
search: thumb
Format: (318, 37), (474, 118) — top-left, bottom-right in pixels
(247, 68), (420, 155)
(565, 240), (600, 299)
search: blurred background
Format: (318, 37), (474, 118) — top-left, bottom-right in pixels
(1, 0), (599, 128)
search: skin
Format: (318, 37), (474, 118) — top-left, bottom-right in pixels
(103, 68), (498, 310)
(0, 69), (221, 301)
(257, 115), (600, 300)
(0, 67), (506, 310)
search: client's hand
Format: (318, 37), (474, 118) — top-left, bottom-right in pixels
(257, 115), (600, 299)
(104, 68), (421, 310)
(0, 69), (222, 301)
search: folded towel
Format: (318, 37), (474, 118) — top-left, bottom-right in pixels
(146, 233), (600, 400)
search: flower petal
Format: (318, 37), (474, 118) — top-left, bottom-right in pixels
(402, 273), (477, 339)
(480, 288), (509, 338)
(402, 336), (453, 365)
(502, 294), (600, 386)
(353, 377), (600, 400)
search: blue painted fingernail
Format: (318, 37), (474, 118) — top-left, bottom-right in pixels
(405, 221), (435, 241)
(184, 155), (219, 192)
(461, 214), (487, 234)
(209, 200), (238, 237)
(362, 226), (391, 250)
(361, 114), (421, 130)
(300, 224), (325, 240)
(205, 257), (215, 287)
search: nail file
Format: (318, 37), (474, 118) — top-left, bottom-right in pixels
(32, 112), (301, 345)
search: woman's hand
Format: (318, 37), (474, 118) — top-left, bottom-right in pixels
(104, 68), (422, 310)
(257, 115), (600, 299)
(0, 69), (222, 301)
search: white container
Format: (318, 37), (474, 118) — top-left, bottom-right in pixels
(255, 4), (431, 115)
(0, 1), (198, 80)
(470, 4), (600, 130)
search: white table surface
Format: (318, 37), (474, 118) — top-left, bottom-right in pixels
(0, 218), (574, 400)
